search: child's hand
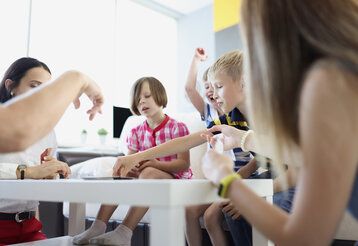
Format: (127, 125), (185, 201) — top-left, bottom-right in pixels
(203, 125), (245, 150)
(194, 47), (208, 62)
(137, 159), (160, 171)
(113, 155), (139, 176)
(222, 201), (241, 220)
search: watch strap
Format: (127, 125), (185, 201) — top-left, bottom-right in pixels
(218, 173), (241, 198)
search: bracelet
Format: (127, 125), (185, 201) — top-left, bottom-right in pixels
(218, 173), (241, 198)
(240, 130), (253, 152)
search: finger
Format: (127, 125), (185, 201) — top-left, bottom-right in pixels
(232, 213), (241, 220)
(138, 163), (148, 171)
(73, 98), (81, 109)
(207, 125), (222, 133)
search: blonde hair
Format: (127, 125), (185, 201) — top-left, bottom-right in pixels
(209, 50), (243, 82)
(130, 77), (167, 115)
(241, 0), (358, 166)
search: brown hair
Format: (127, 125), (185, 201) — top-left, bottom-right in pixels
(208, 50), (243, 82)
(130, 77), (168, 115)
(241, 0), (358, 157)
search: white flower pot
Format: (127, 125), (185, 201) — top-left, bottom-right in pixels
(99, 135), (107, 145)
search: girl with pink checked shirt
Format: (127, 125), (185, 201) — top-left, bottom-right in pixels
(73, 77), (191, 246)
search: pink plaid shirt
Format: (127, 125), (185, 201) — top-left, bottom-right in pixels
(126, 115), (192, 179)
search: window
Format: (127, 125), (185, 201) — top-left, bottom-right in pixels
(29, 0), (177, 146)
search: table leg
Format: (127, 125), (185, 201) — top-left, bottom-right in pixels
(252, 195), (274, 246)
(150, 206), (185, 246)
(68, 203), (86, 236)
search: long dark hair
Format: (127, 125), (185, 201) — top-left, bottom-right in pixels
(0, 57), (51, 103)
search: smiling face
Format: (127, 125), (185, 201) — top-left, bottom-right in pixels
(136, 81), (163, 118)
(11, 67), (51, 96)
(212, 71), (245, 114)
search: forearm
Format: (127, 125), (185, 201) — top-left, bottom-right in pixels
(185, 58), (205, 114)
(237, 159), (258, 179)
(156, 159), (190, 173)
(136, 131), (206, 161)
(0, 71), (85, 152)
(185, 57), (199, 93)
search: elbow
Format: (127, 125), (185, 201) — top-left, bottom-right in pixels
(185, 86), (194, 95)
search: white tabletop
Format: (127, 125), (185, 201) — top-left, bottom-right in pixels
(0, 178), (273, 246)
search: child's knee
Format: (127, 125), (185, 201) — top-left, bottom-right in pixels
(186, 206), (203, 220)
(139, 167), (170, 179)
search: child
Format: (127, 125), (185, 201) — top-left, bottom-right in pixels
(0, 57), (70, 245)
(73, 77), (191, 246)
(185, 47), (223, 126)
(114, 51), (259, 246)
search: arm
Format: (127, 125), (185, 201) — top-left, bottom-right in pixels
(185, 48), (207, 116)
(114, 130), (208, 176)
(0, 70), (103, 153)
(138, 151), (190, 173)
(202, 65), (358, 245)
(237, 158), (258, 179)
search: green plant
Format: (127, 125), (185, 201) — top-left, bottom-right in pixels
(97, 128), (108, 136)
(81, 129), (87, 134)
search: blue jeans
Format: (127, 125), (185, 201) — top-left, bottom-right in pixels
(225, 187), (296, 246)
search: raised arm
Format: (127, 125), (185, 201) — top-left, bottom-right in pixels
(0, 71), (103, 152)
(185, 48), (208, 116)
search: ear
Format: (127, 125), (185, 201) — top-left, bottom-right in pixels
(4, 79), (14, 91)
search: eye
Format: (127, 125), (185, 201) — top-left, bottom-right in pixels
(215, 84), (223, 89)
(144, 94), (151, 98)
(30, 82), (41, 88)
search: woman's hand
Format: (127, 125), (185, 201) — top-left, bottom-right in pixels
(26, 157), (71, 179)
(71, 71), (104, 121)
(202, 125), (246, 151)
(113, 155), (140, 177)
(201, 149), (234, 185)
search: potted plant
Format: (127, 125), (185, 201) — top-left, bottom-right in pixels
(97, 128), (108, 145)
(80, 129), (87, 144)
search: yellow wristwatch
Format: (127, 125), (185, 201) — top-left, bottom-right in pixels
(218, 173), (241, 198)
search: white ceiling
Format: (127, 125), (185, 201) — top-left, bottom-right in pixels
(151, 0), (212, 14)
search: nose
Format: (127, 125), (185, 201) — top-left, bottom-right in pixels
(212, 87), (218, 100)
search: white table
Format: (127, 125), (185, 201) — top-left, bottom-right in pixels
(0, 179), (273, 246)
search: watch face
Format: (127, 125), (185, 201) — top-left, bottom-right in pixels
(17, 164), (27, 170)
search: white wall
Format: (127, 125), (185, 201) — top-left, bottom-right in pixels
(177, 5), (215, 113)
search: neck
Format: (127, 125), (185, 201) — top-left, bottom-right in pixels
(147, 111), (166, 129)
(236, 101), (247, 117)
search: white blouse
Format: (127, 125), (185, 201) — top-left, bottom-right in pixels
(0, 131), (57, 213)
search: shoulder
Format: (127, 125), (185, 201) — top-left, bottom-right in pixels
(301, 59), (358, 116)
(300, 58), (358, 155)
(166, 117), (189, 134)
(129, 120), (146, 136)
(303, 58), (358, 100)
